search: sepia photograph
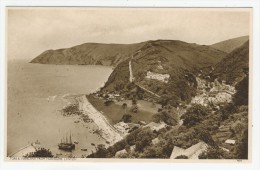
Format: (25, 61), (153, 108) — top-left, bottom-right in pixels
(6, 7), (251, 161)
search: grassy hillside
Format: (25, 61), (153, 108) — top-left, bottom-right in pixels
(210, 35), (249, 53)
(30, 42), (145, 66)
(102, 40), (227, 103)
(211, 40), (249, 85)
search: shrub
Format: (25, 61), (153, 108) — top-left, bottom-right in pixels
(94, 144), (107, 158)
(181, 104), (208, 128)
(199, 147), (227, 159)
(175, 155), (188, 159)
(219, 103), (235, 120)
(130, 105), (138, 113)
(152, 105), (179, 126)
(233, 75), (249, 106)
(24, 148), (53, 158)
(121, 114), (132, 123)
(235, 129), (248, 159)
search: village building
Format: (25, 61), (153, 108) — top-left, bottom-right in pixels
(170, 141), (208, 159)
(145, 71), (170, 83)
(115, 145), (136, 158)
(152, 138), (160, 145)
(225, 139), (236, 145)
(143, 121), (168, 131)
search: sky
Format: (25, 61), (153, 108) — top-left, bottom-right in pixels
(7, 8), (251, 61)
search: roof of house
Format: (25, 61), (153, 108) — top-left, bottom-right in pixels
(225, 139), (236, 144)
(144, 122), (167, 131)
(114, 145), (136, 158)
(115, 149), (127, 158)
(152, 138), (160, 145)
(170, 141), (208, 159)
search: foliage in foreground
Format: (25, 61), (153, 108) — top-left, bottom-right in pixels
(24, 148), (54, 158)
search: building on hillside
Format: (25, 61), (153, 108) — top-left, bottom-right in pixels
(170, 141), (208, 159)
(225, 139), (236, 145)
(145, 71), (170, 83)
(115, 145), (135, 158)
(143, 122), (167, 131)
(152, 138), (160, 145)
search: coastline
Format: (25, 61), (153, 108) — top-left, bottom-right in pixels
(77, 95), (123, 146)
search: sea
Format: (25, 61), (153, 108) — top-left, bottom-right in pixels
(7, 60), (113, 157)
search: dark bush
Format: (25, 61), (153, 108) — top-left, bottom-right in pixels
(175, 155), (188, 159)
(121, 114), (132, 123)
(181, 104), (208, 128)
(24, 148), (53, 158)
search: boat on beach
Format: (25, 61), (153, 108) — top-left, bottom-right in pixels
(58, 133), (75, 151)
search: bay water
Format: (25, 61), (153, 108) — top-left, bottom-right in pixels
(7, 60), (113, 157)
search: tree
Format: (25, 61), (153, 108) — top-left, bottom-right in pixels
(132, 98), (137, 105)
(95, 144), (107, 158)
(25, 148), (53, 158)
(130, 105), (138, 113)
(175, 155), (188, 159)
(152, 113), (161, 123)
(235, 129), (248, 159)
(135, 129), (154, 152)
(181, 104), (208, 128)
(220, 103), (235, 120)
(195, 128), (216, 146)
(233, 75), (248, 106)
(198, 147), (227, 159)
(122, 103), (127, 114)
(153, 106), (179, 126)
(159, 94), (180, 108)
(121, 114), (132, 123)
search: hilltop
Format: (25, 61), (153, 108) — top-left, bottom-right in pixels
(101, 40), (227, 103)
(30, 42), (145, 66)
(210, 35), (249, 53)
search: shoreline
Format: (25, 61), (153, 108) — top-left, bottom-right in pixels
(77, 95), (123, 146)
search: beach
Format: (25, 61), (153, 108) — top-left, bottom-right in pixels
(77, 95), (123, 145)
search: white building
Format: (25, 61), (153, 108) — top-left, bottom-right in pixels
(145, 71), (170, 83)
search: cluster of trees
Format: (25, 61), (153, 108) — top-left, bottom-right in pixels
(24, 148), (53, 158)
(233, 74), (248, 106)
(130, 98), (138, 113)
(181, 104), (209, 128)
(159, 94), (180, 108)
(87, 127), (158, 158)
(152, 105), (179, 126)
(198, 146), (229, 159)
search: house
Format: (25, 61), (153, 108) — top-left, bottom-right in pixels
(144, 122), (167, 131)
(152, 138), (160, 145)
(145, 71), (170, 83)
(225, 139), (236, 145)
(170, 141), (208, 159)
(115, 145), (135, 158)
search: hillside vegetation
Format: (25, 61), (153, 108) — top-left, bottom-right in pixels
(87, 37), (249, 159)
(31, 42), (145, 66)
(210, 40), (249, 85)
(102, 40), (227, 103)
